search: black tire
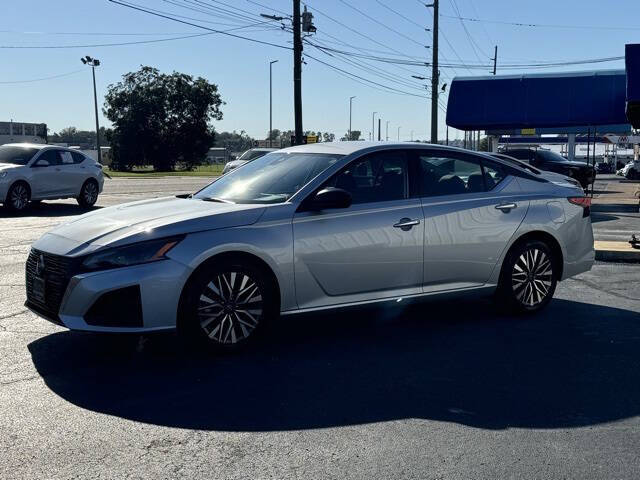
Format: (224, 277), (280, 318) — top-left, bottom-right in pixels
(77, 179), (99, 208)
(4, 182), (30, 212)
(495, 239), (558, 314)
(178, 257), (279, 352)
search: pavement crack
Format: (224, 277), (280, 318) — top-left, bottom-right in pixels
(0, 375), (39, 386)
(0, 309), (29, 321)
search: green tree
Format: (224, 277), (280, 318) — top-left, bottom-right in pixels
(215, 130), (255, 153)
(341, 130), (361, 141)
(103, 66), (224, 171)
(322, 132), (335, 142)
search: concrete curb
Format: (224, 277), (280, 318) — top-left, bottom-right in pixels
(594, 241), (640, 263)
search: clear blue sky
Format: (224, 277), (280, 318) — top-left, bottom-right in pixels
(2, 0), (639, 141)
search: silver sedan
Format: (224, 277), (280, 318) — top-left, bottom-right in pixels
(26, 142), (594, 350)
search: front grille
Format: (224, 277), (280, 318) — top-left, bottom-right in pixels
(25, 249), (77, 322)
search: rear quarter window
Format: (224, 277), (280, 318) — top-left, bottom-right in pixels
(71, 152), (87, 164)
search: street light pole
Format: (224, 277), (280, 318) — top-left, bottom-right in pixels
(269, 60), (278, 147)
(81, 56), (102, 164)
(349, 96), (356, 140)
(372, 112), (377, 142)
(397, 126), (401, 141)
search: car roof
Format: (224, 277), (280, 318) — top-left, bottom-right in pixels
(2, 142), (50, 150)
(280, 141), (492, 156)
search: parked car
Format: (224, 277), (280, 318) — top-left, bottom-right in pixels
(619, 159), (640, 180)
(502, 148), (596, 189)
(222, 147), (278, 174)
(26, 142), (594, 350)
(595, 161), (614, 174)
(0, 143), (104, 212)
(491, 152), (582, 188)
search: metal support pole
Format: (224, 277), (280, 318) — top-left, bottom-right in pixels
(372, 112), (377, 141)
(430, 0), (438, 144)
(348, 96), (355, 140)
(397, 126), (401, 141)
(386, 121), (389, 141)
(378, 118), (381, 141)
(269, 60), (278, 148)
(91, 66), (102, 165)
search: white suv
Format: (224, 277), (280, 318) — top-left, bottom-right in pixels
(0, 143), (104, 212)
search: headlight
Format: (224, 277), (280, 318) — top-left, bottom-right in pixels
(82, 236), (183, 271)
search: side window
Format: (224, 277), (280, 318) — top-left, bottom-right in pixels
(71, 152), (86, 164)
(35, 150), (60, 166)
(417, 153), (484, 196)
(482, 162), (506, 190)
(59, 151), (74, 165)
(326, 150), (407, 204)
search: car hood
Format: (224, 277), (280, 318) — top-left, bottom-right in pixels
(33, 196), (267, 257)
(0, 163), (22, 172)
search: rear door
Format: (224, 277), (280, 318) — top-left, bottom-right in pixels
(412, 149), (528, 292)
(56, 150), (83, 195)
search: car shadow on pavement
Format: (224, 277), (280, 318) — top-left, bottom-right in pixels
(29, 297), (640, 432)
(0, 203), (101, 218)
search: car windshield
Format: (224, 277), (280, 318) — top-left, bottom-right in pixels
(237, 149), (272, 162)
(0, 145), (40, 165)
(537, 150), (567, 162)
(194, 152), (343, 204)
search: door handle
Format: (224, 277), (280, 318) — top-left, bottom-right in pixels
(393, 218), (420, 231)
(495, 203), (517, 212)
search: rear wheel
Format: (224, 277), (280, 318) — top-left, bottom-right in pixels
(77, 179), (99, 208)
(179, 258), (278, 351)
(5, 182), (30, 212)
(496, 239), (557, 314)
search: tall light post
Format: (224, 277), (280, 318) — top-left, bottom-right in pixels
(269, 59), (278, 147)
(81, 55), (101, 164)
(385, 120), (389, 141)
(397, 126), (401, 141)
(349, 96), (356, 140)
(372, 112), (377, 142)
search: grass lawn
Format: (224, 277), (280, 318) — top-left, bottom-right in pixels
(105, 164), (223, 178)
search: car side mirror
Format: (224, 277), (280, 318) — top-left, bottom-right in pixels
(308, 187), (352, 210)
(33, 159), (50, 167)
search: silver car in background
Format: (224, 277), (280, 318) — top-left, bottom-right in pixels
(222, 147), (278, 174)
(0, 143), (104, 211)
(26, 142), (594, 350)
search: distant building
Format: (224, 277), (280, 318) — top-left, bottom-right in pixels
(206, 147), (230, 164)
(0, 121), (47, 145)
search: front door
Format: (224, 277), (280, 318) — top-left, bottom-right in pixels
(293, 150), (424, 310)
(413, 150), (528, 292)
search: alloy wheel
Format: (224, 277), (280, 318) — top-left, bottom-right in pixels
(83, 182), (98, 204)
(10, 184), (29, 210)
(511, 248), (553, 307)
(197, 271), (263, 344)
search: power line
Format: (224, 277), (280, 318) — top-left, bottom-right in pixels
(440, 14), (640, 31)
(0, 30), (206, 36)
(373, 0), (424, 30)
(449, 0), (489, 61)
(0, 69), (84, 84)
(244, 0), (290, 17)
(337, 0), (426, 48)
(108, 0), (292, 51)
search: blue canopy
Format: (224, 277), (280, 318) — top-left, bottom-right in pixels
(446, 69), (628, 130)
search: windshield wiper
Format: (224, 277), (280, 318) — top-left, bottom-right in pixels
(200, 197), (234, 204)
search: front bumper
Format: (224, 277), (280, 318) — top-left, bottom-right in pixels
(26, 256), (191, 333)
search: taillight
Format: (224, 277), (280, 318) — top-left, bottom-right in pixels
(568, 196), (591, 207)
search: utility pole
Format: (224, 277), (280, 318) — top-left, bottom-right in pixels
(269, 59), (278, 147)
(378, 118), (381, 141)
(81, 56), (102, 164)
(386, 121), (389, 141)
(446, 125), (449, 145)
(349, 96), (356, 140)
(426, 0), (439, 144)
(372, 112), (377, 141)
(397, 126), (401, 141)
(293, 0), (303, 145)
(492, 45), (498, 75)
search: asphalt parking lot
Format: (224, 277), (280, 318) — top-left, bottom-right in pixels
(2, 177), (640, 479)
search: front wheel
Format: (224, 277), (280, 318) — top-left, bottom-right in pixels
(179, 258), (278, 351)
(496, 240), (558, 314)
(77, 180), (99, 208)
(5, 182), (30, 212)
